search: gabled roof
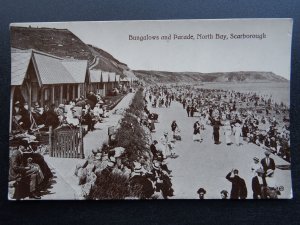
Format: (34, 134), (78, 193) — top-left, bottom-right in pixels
(61, 60), (88, 83)
(89, 70), (101, 83)
(11, 49), (32, 86)
(108, 72), (116, 82)
(120, 77), (129, 82)
(11, 48), (88, 86)
(33, 52), (76, 84)
(101, 71), (109, 82)
(123, 69), (138, 81)
(115, 75), (120, 82)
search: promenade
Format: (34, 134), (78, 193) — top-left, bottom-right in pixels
(150, 101), (292, 199)
(42, 93), (135, 199)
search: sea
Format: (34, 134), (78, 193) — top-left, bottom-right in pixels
(196, 82), (290, 106)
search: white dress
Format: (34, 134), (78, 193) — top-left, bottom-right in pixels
(234, 125), (242, 146)
(223, 125), (232, 144)
(160, 135), (173, 157)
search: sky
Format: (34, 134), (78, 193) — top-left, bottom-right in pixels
(12, 19), (293, 80)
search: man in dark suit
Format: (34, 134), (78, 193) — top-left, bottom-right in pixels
(212, 118), (222, 144)
(186, 105), (190, 117)
(226, 169), (247, 199)
(261, 151), (276, 173)
(9, 144), (41, 199)
(252, 169), (263, 199)
(150, 140), (161, 160)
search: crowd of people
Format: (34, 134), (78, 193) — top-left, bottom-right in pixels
(12, 91), (111, 134)
(9, 82), (290, 199)
(76, 136), (175, 199)
(146, 85), (290, 162)
(142, 84), (289, 199)
(9, 91), (113, 199)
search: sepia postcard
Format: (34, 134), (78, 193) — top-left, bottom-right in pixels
(9, 19), (292, 200)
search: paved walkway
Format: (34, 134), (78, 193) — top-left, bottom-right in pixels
(42, 93), (135, 200)
(83, 92), (135, 157)
(150, 100), (292, 199)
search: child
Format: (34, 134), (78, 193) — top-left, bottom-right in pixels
(26, 157), (44, 185)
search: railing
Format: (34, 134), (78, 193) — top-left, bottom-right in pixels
(49, 126), (84, 159)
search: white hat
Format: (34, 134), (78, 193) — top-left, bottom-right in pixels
(134, 164), (142, 172)
(130, 171), (141, 177)
(107, 161), (115, 168)
(110, 157), (116, 163)
(95, 153), (102, 160)
(266, 169), (274, 177)
(153, 162), (160, 170)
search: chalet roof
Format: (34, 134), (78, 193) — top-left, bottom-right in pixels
(33, 52), (76, 84)
(11, 49), (32, 86)
(89, 70), (102, 83)
(11, 48), (88, 86)
(108, 72), (116, 82)
(61, 60), (88, 83)
(101, 71), (109, 82)
(120, 77), (129, 82)
(115, 75), (120, 82)
(123, 70), (138, 80)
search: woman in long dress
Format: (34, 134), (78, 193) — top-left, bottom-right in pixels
(233, 122), (242, 146)
(193, 120), (202, 142)
(160, 132), (173, 157)
(223, 121), (232, 145)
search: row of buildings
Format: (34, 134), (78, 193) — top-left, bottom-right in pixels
(10, 48), (138, 131)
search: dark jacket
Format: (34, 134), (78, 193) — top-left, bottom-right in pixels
(226, 172), (248, 199)
(171, 122), (177, 132)
(252, 176), (262, 199)
(193, 122), (200, 135)
(150, 144), (163, 161)
(44, 110), (60, 128)
(261, 157), (276, 172)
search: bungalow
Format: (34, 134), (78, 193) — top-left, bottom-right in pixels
(89, 69), (102, 95)
(107, 72), (116, 91)
(120, 77), (130, 87)
(123, 69), (139, 85)
(10, 48), (89, 131)
(101, 71), (110, 96)
(89, 70), (119, 96)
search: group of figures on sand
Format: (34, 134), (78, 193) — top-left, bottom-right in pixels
(144, 84), (287, 199)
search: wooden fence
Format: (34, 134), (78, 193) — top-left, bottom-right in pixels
(49, 126), (84, 159)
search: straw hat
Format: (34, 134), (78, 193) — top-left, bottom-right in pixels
(92, 149), (98, 155)
(255, 168), (264, 175)
(95, 153), (102, 160)
(253, 157), (259, 163)
(107, 161), (115, 168)
(134, 165), (142, 172)
(266, 169), (274, 177)
(235, 122), (241, 127)
(153, 162), (160, 170)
